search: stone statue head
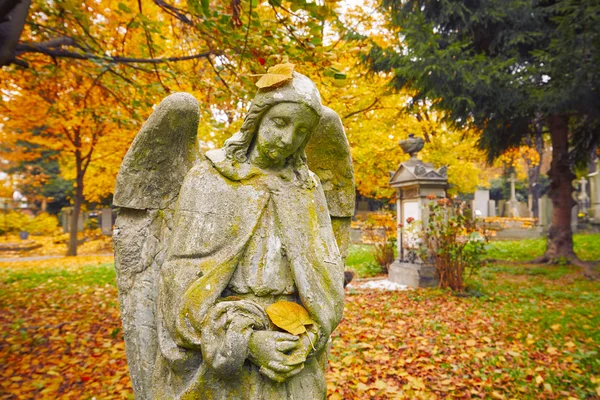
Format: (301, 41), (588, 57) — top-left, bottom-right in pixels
(223, 72), (323, 170)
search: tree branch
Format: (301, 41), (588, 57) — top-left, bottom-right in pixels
(343, 98), (380, 119)
(238, 0), (253, 67)
(13, 39), (215, 65)
(152, 0), (192, 25)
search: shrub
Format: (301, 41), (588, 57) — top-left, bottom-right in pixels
(418, 197), (487, 292)
(0, 211), (31, 235)
(27, 213), (60, 235)
(363, 212), (396, 274)
(0, 211), (60, 236)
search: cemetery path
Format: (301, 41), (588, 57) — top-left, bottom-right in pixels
(0, 255), (63, 263)
(0, 253), (113, 263)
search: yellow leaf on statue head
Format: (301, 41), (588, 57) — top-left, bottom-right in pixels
(255, 63), (295, 89)
(266, 300), (314, 335)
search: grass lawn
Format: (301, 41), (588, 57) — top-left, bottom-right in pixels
(346, 233), (600, 278)
(1, 236), (599, 399)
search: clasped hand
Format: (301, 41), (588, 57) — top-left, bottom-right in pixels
(248, 330), (311, 382)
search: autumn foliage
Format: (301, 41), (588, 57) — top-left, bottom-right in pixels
(1, 255), (599, 399)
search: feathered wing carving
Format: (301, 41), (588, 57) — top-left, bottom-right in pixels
(112, 93), (200, 400)
(305, 106), (356, 260)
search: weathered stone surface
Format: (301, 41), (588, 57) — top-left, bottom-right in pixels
(306, 106), (355, 219)
(114, 72), (354, 399)
(113, 92), (200, 210)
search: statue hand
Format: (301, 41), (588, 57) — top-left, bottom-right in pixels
(286, 332), (313, 361)
(248, 331), (305, 382)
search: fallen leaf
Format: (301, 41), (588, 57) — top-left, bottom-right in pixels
(266, 301), (314, 335)
(255, 63), (295, 88)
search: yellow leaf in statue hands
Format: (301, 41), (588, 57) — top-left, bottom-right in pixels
(266, 301), (314, 336)
(255, 63), (295, 88)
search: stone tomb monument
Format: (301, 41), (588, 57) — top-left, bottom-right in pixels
(388, 134), (447, 288)
(113, 68), (355, 399)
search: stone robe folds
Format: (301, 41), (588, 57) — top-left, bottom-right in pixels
(154, 153), (345, 399)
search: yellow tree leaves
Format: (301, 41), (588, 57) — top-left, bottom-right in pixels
(495, 146), (542, 180)
(266, 301), (314, 336)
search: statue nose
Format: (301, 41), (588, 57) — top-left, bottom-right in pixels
(280, 127), (294, 146)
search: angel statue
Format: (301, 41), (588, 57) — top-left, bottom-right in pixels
(113, 65), (355, 400)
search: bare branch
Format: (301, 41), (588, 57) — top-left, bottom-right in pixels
(206, 56), (232, 93)
(152, 0), (192, 25)
(343, 98), (380, 119)
(13, 40), (215, 64)
(238, 0), (253, 67)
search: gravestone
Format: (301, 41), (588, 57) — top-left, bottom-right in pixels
(519, 202), (531, 218)
(388, 134), (446, 288)
(498, 200), (506, 217)
(60, 207), (84, 233)
(538, 195), (553, 229)
(590, 160), (600, 222)
(572, 205), (579, 233)
(473, 189), (490, 218)
(488, 200), (497, 217)
(100, 208), (113, 236)
(113, 70), (355, 400)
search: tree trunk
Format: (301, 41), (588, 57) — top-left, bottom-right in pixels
(544, 114), (576, 259)
(67, 159), (84, 256)
(0, 0), (31, 67)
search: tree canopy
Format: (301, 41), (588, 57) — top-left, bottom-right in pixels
(366, 0), (599, 272)
(1, 0), (495, 254)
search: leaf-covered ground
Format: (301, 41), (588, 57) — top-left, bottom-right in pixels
(1, 242), (599, 399)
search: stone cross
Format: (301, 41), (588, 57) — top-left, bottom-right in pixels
(508, 174), (517, 202)
(507, 174), (520, 217)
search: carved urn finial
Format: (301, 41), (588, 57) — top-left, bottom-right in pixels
(399, 134), (425, 159)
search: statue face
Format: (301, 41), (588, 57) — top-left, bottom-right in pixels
(252, 102), (318, 167)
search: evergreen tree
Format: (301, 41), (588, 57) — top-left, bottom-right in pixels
(367, 0), (599, 275)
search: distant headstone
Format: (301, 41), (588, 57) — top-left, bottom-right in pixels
(498, 200), (506, 217)
(488, 200), (496, 217)
(357, 200), (369, 211)
(61, 210), (69, 233)
(519, 202), (531, 218)
(473, 189), (490, 218)
(589, 160), (600, 222)
(60, 207), (84, 232)
(100, 208), (113, 236)
(538, 195), (553, 229)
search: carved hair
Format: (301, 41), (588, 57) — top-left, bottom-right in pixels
(223, 98), (317, 188)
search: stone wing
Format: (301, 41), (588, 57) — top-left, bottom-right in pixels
(305, 106), (355, 259)
(112, 93), (201, 400)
